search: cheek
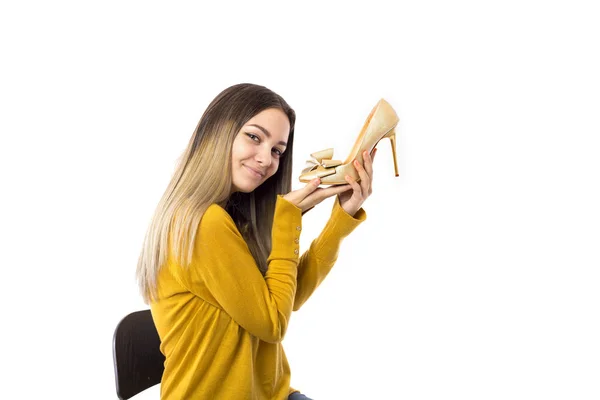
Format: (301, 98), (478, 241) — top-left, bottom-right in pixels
(268, 159), (281, 176)
(232, 139), (250, 160)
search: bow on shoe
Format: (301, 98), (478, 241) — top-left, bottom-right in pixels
(301, 148), (343, 178)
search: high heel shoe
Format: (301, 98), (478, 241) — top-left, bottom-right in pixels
(299, 98), (399, 185)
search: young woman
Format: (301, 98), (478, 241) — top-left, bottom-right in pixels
(136, 83), (376, 399)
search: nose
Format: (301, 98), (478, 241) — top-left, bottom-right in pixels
(255, 146), (272, 167)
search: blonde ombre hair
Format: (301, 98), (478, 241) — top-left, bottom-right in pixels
(137, 83), (296, 303)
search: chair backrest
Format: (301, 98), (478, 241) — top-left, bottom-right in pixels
(113, 310), (165, 399)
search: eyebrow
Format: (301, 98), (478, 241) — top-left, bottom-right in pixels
(248, 124), (287, 147)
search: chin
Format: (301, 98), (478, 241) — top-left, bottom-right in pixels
(232, 180), (259, 194)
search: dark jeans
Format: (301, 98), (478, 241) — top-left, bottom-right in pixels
(288, 392), (313, 400)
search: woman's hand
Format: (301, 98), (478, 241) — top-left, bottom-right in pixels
(283, 179), (351, 215)
(337, 148), (377, 217)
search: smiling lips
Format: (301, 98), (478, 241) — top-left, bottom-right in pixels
(244, 165), (265, 178)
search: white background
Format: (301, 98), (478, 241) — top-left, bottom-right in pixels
(1, 1), (599, 399)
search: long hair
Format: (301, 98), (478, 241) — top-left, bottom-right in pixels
(136, 83), (296, 303)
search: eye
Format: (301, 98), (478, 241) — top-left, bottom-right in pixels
(246, 133), (260, 142)
(246, 132), (284, 157)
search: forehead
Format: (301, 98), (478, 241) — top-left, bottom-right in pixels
(246, 108), (290, 139)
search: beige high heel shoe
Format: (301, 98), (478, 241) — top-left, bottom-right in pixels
(299, 98), (399, 185)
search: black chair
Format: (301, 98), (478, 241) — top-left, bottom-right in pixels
(113, 310), (165, 399)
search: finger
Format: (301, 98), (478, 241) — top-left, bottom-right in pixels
(298, 183), (349, 211)
(302, 178), (321, 195)
(290, 178), (321, 209)
(344, 174), (362, 197)
(354, 155), (370, 195)
(367, 149), (376, 192)
(366, 148), (376, 177)
(318, 183), (352, 199)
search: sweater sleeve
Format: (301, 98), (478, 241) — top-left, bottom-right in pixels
(184, 194), (302, 343)
(293, 196), (367, 311)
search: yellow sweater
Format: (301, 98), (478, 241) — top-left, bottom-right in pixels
(151, 195), (366, 399)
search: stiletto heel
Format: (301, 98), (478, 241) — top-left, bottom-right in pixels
(299, 98), (400, 185)
(385, 129), (399, 177)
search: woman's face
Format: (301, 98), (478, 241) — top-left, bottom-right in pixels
(230, 108), (290, 194)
